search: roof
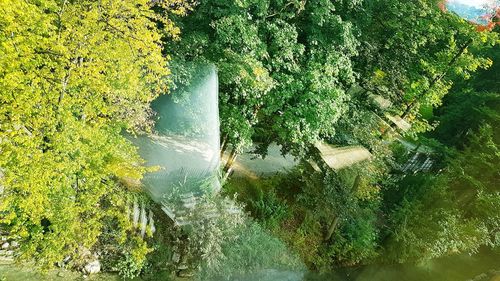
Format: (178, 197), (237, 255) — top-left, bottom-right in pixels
(314, 143), (372, 170)
(385, 114), (411, 132)
(370, 94), (392, 110)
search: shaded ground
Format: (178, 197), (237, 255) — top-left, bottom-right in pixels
(320, 248), (500, 281)
(0, 262), (120, 281)
(224, 144), (298, 179)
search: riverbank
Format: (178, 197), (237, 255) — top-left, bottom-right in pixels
(332, 247), (500, 281)
(2, 247), (499, 281)
(0, 262), (120, 281)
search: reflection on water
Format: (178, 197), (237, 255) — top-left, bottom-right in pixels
(306, 248), (500, 281)
(2, 248), (499, 281)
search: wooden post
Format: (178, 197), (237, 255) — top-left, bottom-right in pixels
(324, 215), (340, 241)
(351, 174), (361, 193)
(324, 174), (361, 241)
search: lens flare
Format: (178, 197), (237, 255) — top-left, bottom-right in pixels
(441, 0), (499, 30)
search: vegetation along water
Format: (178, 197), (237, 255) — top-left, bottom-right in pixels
(0, 0), (499, 280)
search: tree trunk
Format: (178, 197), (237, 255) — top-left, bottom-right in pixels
(223, 147), (238, 174)
(324, 215), (340, 241)
(324, 174), (361, 241)
(401, 101), (415, 120)
(351, 174), (361, 193)
(402, 39), (472, 119)
(220, 134), (228, 159)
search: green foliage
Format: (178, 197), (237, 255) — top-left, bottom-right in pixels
(0, 0), (498, 275)
(425, 37), (500, 253)
(326, 208), (379, 265)
(448, 125), (500, 247)
(114, 250), (149, 279)
(62, 192), (155, 279)
(0, 0), (186, 269)
(380, 25), (500, 264)
(138, 205), (178, 281)
(432, 43), (500, 148)
(434, 90), (500, 147)
(225, 165), (383, 268)
(382, 175), (490, 263)
(352, 0), (497, 132)
(163, 187), (247, 276)
(199, 222), (304, 280)
(251, 190), (289, 229)
(170, 0), (360, 156)
(300, 171), (355, 223)
(100, 212), (153, 279)
(305, 171), (380, 264)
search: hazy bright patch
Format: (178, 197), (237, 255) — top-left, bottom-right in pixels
(453, 0), (491, 8)
(445, 0), (499, 25)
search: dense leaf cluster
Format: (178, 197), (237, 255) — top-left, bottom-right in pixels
(0, 0), (185, 269)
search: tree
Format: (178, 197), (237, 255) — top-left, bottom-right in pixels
(299, 167), (380, 266)
(255, 0), (360, 157)
(382, 125), (499, 263)
(381, 21), (500, 264)
(432, 42), (500, 147)
(0, 0), (186, 268)
(169, 0), (360, 165)
(382, 175), (489, 263)
(351, 0), (496, 134)
(447, 125), (500, 247)
(168, 0), (274, 163)
(198, 222), (304, 280)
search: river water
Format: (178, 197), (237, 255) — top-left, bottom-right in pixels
(306, 248), (500, 281)
(1, 248), (499, 281)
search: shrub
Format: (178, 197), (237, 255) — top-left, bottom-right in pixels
(250, 191), (290, 229)
(199, 222), (304, 280)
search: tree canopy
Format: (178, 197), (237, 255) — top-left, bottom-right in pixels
(0, 0), (499, 278)
(0, 0), (186, 267)
(169, 0), (361, 157)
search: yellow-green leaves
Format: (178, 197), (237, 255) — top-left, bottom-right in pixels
(0, 0), (185, 268)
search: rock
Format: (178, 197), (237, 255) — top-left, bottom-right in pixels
(79, 247), (92, 258)
(0, 250), (14, 262)
(0, 250), (12, 256)
(177, 264), (188, 270)
(171, 252), (180, 263)
(10, 241), (19, 248)
(177, 269), (194, 278)
(0, 255), (13, 262)
(1, 242), (9, 249)
(83, 260), (101, 274)
(57, 272), (65, 277)
(474, 273), (488, 281)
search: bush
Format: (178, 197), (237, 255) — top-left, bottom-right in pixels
(326, 208), (379, 265)
(250, 191), (290, 229)
(115, 252), (146, 279)
(199, 222), (304, 280)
